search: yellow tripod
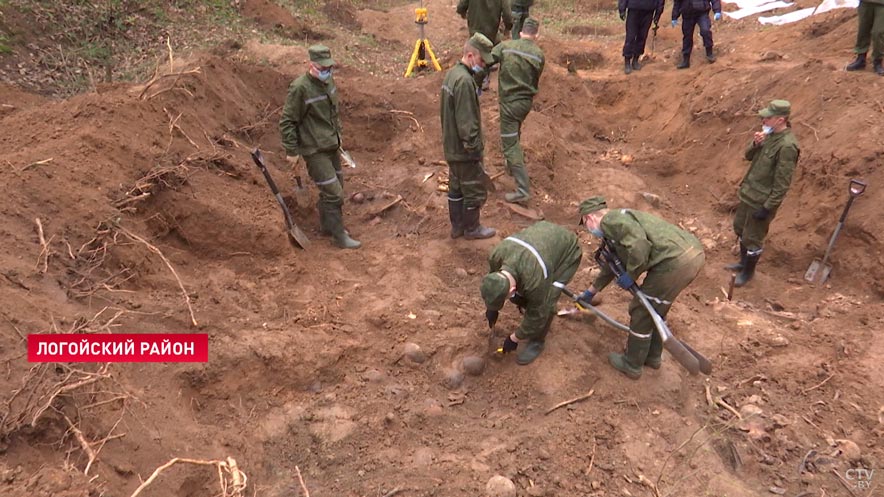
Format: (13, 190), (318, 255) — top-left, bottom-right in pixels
(404, 4), (441, 77)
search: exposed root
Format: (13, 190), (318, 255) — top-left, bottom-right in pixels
(129, 457), (247, 497)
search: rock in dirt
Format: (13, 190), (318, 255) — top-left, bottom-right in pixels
(363, 368), (385, 383)
(769, 486), (786, 495)
(442, 368), (464, 390)
(350, 192), (366, 203)
(462, 355), (486, 376)
(403, 342), (426, 364)
(486, 475), (516, 497)
(454, 267), (468, 277)
(640, 192), (662, 207)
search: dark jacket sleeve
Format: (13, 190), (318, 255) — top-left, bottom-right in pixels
(654, 0), (665, 23)
(456, 0), (468, 18)
(618, 0), (628, 15)
(502, 0), (514, 31)
(711, 0), (722, 13)
(672, 0), (682, 20)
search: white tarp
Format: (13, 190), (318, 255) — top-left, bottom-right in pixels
(722, 0), (782, 9)
(758, 0), (857, 24)
(725, 1), (794, 19)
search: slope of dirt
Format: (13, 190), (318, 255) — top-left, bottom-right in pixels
(1, 3), (882, 497)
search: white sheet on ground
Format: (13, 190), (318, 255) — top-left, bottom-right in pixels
(725, 1), (794, 20)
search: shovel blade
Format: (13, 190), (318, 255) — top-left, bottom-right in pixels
(682, 341), (713, 375)
(804, 259), (830, 283)
(663, 338), (701, 375)
(287, 226), (311, 250)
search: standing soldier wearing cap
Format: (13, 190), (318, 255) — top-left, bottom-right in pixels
(844, 0), (884, 75)
(491, 17), (545, 206)
(619, 0), (665, 74)
(727, 99), (800, 286)
(511, 0), (534, 40)
(481, 221), (583, 365)
(279, 45), (361, 249)
(441, 33), (498, 240)
(577, 196), (705, 379)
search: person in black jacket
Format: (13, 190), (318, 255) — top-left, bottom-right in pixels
(671, 0), (722, 69)
(619, 0), (665, 74)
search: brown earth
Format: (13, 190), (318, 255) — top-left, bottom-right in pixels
(1, 1), (882, 497)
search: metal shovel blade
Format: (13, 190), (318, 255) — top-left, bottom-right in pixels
(804, 259), (833, 284)
(340, 148), (357, 169)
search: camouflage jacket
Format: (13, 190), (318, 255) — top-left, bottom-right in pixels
(279, 72), (342, 157)
(739, 128), (800, 211)
(492, 38), (545, 102)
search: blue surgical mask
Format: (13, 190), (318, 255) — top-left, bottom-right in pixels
(587, 227), (604, 238)
(471, 65), (483, 74)
(317, 69), (332, 81)
(761, 125), (774, 135)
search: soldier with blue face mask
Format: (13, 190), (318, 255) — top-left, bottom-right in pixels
(577, 196), (705, 379)
(279, 45), (360, 250)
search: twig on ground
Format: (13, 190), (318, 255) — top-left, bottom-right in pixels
(295, 466), (311, 497)
(831, 468), (860, 497)
(802, 373), (835, 394)
(166, 36), (174, 73)
(138, 67), (201, 99)
(18, 158), (54, 172)
(62, 413), (98, 475)
(795, 120), (820, 142)
(715, 398), (742, 419)
(114, 226), (198, 327)
(390, 109), (424, 132)
(130, 457), (246, 497)
(30, 364), (111, 427)
(382, 487), (404, 497)
(546, 389), (594, 415)
(34, 218), (54, 273)
(585, 438), (596, 475)
(164, 107), (200, 151)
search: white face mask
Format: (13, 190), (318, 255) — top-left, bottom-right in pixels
(761, 125), (774, 135)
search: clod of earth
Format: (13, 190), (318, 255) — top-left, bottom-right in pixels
(485, 475), (516, 497)
(403, 342), (426, 364)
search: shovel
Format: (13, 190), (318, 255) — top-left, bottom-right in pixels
(804, 179), (866, 284)
(340, 148), (357, 169)
(294, 175), (310, 211)
(250, 148), (310, 250)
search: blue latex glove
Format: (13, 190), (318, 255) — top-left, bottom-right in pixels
(671, 19), (678, 27)
(714, 12), (722, 20)
(752, 207), (771, 220)
(616, 273), (636, 290)
(577, 290), (596, 306)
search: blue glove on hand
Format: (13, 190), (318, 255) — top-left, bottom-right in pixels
(577, 290), (596, 306)
(616, 273), (636, 290)
(752, 207), (771, 220)
(671, 19), (678, 27)
(714, 12), (722, 20)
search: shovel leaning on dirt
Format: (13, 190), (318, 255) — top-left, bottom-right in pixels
(804, 179), (866, 284)
(250, 148), (310, 250)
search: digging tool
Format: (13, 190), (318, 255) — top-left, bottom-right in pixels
(340, 148), (358, 169)
(250, 148), (310, 250)
(595, 241), (712, 375)
(294, 175), (310, 210)
(804, 179), (866, 284)
(479, 165), (497, 193)
(554, 282), (631, 333)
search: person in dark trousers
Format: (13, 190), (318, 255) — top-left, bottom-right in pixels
(671, 0), (722, 69)
(511, 0), (534, 39)
(844, 0), (884, 75)
(619, 0), (665, 74)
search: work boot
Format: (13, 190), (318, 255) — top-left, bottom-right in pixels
(505, 191), (530, 205)
(448, 197), (464, 239)
(706, 47), (716, 63)
(608, 336), (651, 380)
(624, 57), (633, 75)
(319, 209), (333, 236)
(734, 253), (760, 287)
(645, 333), (663, 369)
(325, 205), (361, 249)
(463, 207), (496, 240)
(845, 53), (866, 71)
(516, 340), (545, 365)
(874, 58), (884, 76)
(725, 242), (748, 271)
(632, 56), (642, 70)
(676, 55), (690, 69)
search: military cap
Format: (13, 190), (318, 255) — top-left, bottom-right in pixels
(480, 272), (510, 311)
(468, 33), (495, 65)
(522, 18), (540, 30)
(578, 196), (607, 224)
(758, 99), (791, 118)
(308, 44), (335, 67)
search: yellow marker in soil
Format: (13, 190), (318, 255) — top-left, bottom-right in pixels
(404, 3), (441, 77)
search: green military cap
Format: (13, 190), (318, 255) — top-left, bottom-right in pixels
(308, 44), (335, 67)
(758, 99), (791, 118)
(468, 33), (495, 65)
(480, 272), (510, 311)
(523, 17), (540, 30)
(578, 195), (607, 224)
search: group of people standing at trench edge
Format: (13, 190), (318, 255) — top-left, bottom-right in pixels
(278, 1), (803, 378)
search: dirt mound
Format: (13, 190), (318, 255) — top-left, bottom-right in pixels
(0, 3), (882, 497)
(242, 0), (330, 40)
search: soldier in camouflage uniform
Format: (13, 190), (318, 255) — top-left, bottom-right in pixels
(491, 18), (545, 205)
(279, 45), (360, 249)
(481, 221), (583, 365)
(577, 196), (705, 379)
(727, 100), (800, 287)
(511, 0), (534, 39)
(441, 33), (497, 240)
(457, 0), (514, 90)
(844, 0), (884, 75)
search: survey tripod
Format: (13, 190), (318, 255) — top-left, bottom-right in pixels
(404, 0), (442, 77)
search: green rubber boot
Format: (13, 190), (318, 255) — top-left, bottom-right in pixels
(516, 340), (545, 365)
(608, 335), (651, 379)
(324, 204), (361, 249)
(645, 332), (663, 369)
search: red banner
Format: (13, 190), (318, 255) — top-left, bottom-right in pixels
(28, 333), (209, 362)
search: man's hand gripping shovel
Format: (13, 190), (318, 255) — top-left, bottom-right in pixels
(250, 148), (310, 250)
(595, 242), (712, 375)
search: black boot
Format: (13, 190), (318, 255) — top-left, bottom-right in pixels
(725, 242), (747, 271)
(874, 58), (884, 76)
(624, 57), (633, 75)
(463, 207), (496, 240)
(706, 47), (716, 63)
(734, 253), (759, 287)
(448, 197), (464, 239)
(676, 55), (690, 69)
(632, 55), (642, 70)
(845, 53), (866, 71)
